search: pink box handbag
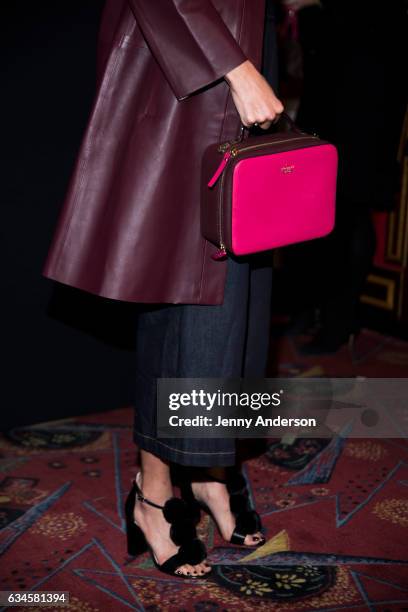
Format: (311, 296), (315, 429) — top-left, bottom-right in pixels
(201, 115), (338, 260)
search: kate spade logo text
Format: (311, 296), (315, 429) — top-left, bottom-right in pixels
(281, 164), (295, 174)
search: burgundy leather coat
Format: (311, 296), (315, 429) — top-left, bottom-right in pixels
(42, 0), (266, 304)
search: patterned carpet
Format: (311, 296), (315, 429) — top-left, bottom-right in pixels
(1, 329), (408, 611)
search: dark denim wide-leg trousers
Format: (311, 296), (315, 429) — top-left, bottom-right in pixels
(133, 255), (273, 466)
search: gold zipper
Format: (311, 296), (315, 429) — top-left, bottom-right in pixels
(218, 142), (231, 153)
(229, 135), (317, 157)
(218, 132), (317, 154)
(217, 165), (227, 254)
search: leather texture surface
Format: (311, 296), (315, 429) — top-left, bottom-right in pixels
(231, 143), (338, 254)
(42, 0), (266, 304)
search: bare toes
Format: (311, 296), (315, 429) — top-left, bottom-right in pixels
(175, 563), (191, 576)
(184, 564), (196, 576)
(175, 561), (211, 577)
(196, 561), (211, 575)
(244, 532), (265, 546)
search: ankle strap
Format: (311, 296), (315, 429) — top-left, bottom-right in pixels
(134, 479), (164, 511)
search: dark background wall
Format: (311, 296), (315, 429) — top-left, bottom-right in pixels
(1, 1), (138, 430)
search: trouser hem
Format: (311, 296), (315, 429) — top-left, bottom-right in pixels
(133, 432), (236, 467)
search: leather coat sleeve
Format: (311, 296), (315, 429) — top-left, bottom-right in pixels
(127, 0), (248, 100)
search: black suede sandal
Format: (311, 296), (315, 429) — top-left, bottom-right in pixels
(124, 474), (209, 577)
(181, 472), (266, 547)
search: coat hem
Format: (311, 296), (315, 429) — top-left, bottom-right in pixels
(41, 273), (225, 306)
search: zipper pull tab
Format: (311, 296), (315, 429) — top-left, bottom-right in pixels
(211, 244), (227, 261)
(208, 151), (231, 188)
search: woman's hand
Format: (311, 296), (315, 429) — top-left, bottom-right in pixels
(225, 60), (284, 129)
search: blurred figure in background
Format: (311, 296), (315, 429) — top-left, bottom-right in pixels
(279, 0), (408, 353)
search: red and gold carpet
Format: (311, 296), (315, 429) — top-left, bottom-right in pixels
(0, 329), (407, 611)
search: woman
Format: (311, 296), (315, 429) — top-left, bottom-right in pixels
(42, 0), (283, 577)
